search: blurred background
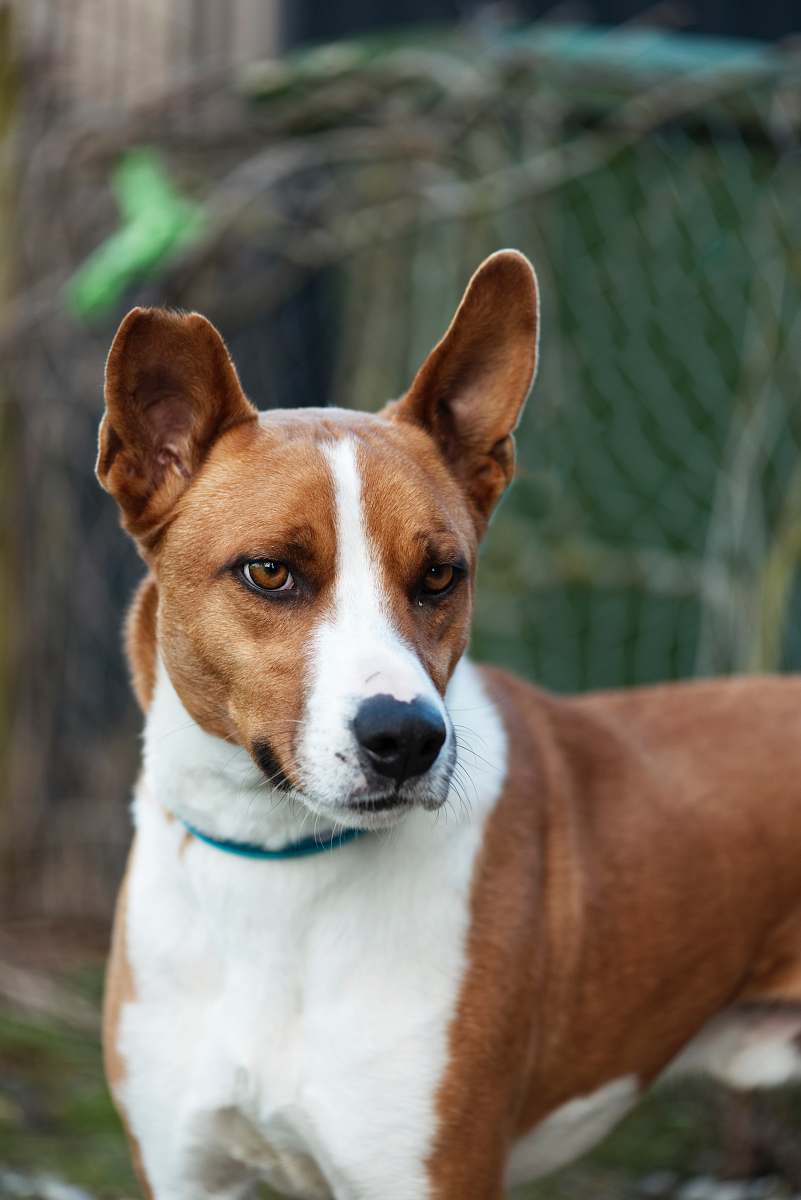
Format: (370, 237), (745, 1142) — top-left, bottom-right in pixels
(2, 1), (801, 1197)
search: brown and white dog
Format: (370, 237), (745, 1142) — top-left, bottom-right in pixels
(100, 251), (801, 1200)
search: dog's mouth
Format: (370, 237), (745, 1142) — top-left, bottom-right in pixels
(337, 793), (416, 830)
(349, 793), (409, 813)
(249, 734), (456, 828)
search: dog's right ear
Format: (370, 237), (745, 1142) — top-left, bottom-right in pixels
(97, 307), (257, 547)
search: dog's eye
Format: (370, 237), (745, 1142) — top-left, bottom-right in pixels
(243, 560), (294, 593)
(422, 564), (456, 595)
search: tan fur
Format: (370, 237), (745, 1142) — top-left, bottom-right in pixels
(103, 842), (154, 1199)
(151, 413), (339, 768)
(427, 671), (801, 1197)
(125, 576), (159, 711)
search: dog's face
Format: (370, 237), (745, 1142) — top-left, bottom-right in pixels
(97, 251), (538, 827)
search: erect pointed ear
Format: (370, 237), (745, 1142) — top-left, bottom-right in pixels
(96, 307), (257, 548)
(390, 250), (539, 529)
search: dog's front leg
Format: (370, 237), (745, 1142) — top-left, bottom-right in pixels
(421, 1115), (511, 1200)
(424, 1162), (506, 1200)
(135, 1150), (259, 1200)
(327, 1172), (505, 1200)
(326, 1152), (506, 1200)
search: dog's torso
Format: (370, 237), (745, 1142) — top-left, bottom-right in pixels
(108, 658), (801, 1200)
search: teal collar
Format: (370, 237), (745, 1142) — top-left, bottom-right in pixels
(180, 818), (368, 860)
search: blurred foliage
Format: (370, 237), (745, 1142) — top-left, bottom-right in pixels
(0, 1007), (136, 1195)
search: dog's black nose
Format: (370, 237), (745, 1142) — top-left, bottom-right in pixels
(353, 695), (447, 784)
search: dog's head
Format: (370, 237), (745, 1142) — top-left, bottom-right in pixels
(97, 251), (539, 828)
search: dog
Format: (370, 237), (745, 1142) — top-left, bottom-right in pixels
(100, 250), (801, 1199)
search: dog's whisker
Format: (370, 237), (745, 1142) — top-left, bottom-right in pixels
(451, 761), (477, 813)
(448, 773), (471, 821)
(454, 737), (502, 775)
(452, 723), (493, 752)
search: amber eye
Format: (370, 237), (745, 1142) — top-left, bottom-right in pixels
(422, 563), (456, 596)
(243, 560), (293, 593)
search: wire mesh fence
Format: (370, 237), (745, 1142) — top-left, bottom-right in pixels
(3, 7), (801, 934)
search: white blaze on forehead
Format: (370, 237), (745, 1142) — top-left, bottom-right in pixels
(321, 436), (434, 702)
(296, 436), (446, 803)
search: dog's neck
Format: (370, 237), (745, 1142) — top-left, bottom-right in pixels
(142, 658), (322, 850)
(141, 655), (499, 852)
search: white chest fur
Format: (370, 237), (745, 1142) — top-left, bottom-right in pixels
(117, 657), (507, 1200)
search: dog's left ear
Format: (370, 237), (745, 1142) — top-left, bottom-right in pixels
(391, 250), (539, 529)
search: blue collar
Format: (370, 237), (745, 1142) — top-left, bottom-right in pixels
(179, 818), (369, 860)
